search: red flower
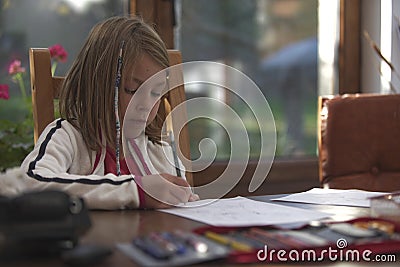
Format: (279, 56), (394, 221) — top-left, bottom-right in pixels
(0, 84), (9, 100)
(8, 60), (26, 75)
(49, 44), (68, 62)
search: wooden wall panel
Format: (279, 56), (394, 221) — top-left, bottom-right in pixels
(130, 0), (174, 48)
(339, 0), (361, 94)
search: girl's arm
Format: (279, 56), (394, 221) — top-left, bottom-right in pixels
(20, 119), (141, 210)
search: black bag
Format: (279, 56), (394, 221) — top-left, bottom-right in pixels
(0, 190), (91, 259)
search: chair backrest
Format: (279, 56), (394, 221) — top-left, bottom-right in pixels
(318, 93), (400, 192)
(29, 48), (193, 185)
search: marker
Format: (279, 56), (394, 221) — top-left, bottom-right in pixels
(244, 230), (288, 249)
(173, 230), (208, 253)
(132, 236), (173, 259)
(149, 232), (178, 254)
(160, 232), (187, 254)
(204, 231), (253, 252)
(353, 220), (395, 234)
(229, 232), (265, 249)
(250, 228), (307, 249)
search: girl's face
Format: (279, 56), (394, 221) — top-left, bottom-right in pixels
(121, 53), (166, 138)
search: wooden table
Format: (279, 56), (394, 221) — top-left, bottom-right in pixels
(5, 195), (400, 266)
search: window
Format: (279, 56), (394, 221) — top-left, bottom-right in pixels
(0, 0), (127, 121)
(175, 0), (318, 161)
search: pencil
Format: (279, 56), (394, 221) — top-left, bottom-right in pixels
(163, 98), (196, 196)
(164, 98), (181, 177)
(204, 231), (253, 252)
(169, 129), (182, 177)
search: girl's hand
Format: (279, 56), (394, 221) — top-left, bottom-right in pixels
(189, 193), (200, 202)
(141, 173), (193, 209)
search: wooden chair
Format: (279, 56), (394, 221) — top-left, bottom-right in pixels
(29, 48), (193, 185)
(318, 93), (400, 192)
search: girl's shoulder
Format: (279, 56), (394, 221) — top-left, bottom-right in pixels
(145, 135), (170, 148)
(37, 118), (84, 144)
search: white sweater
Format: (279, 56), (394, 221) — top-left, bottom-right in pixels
(6, 119), (184, 210)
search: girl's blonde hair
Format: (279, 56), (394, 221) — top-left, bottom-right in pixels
(59, 16), (169, 153)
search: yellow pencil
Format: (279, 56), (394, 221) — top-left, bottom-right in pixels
(164, 98), (182, 177)
(204, 231), (253, 252)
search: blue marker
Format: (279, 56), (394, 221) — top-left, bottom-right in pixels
(149, 232), (179, 254)
(173, 230), (208, 253)
(132, 236), (173, 259)
(160, 232), (187, 254)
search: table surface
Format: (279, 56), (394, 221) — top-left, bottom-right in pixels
(4, 195), (400, 267)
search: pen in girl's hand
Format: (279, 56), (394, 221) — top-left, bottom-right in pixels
(164, 98), (195, 195)
(168, 130), (182, 177)
(168, 130), (194, 195)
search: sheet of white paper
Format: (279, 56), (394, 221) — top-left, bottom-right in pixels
(159, 196), (332, 227)
(271, 188), (387, 207)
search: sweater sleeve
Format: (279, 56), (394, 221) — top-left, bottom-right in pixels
(20, 119), (140, 210)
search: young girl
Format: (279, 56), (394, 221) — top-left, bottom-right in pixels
(20, 16), (198, 209)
